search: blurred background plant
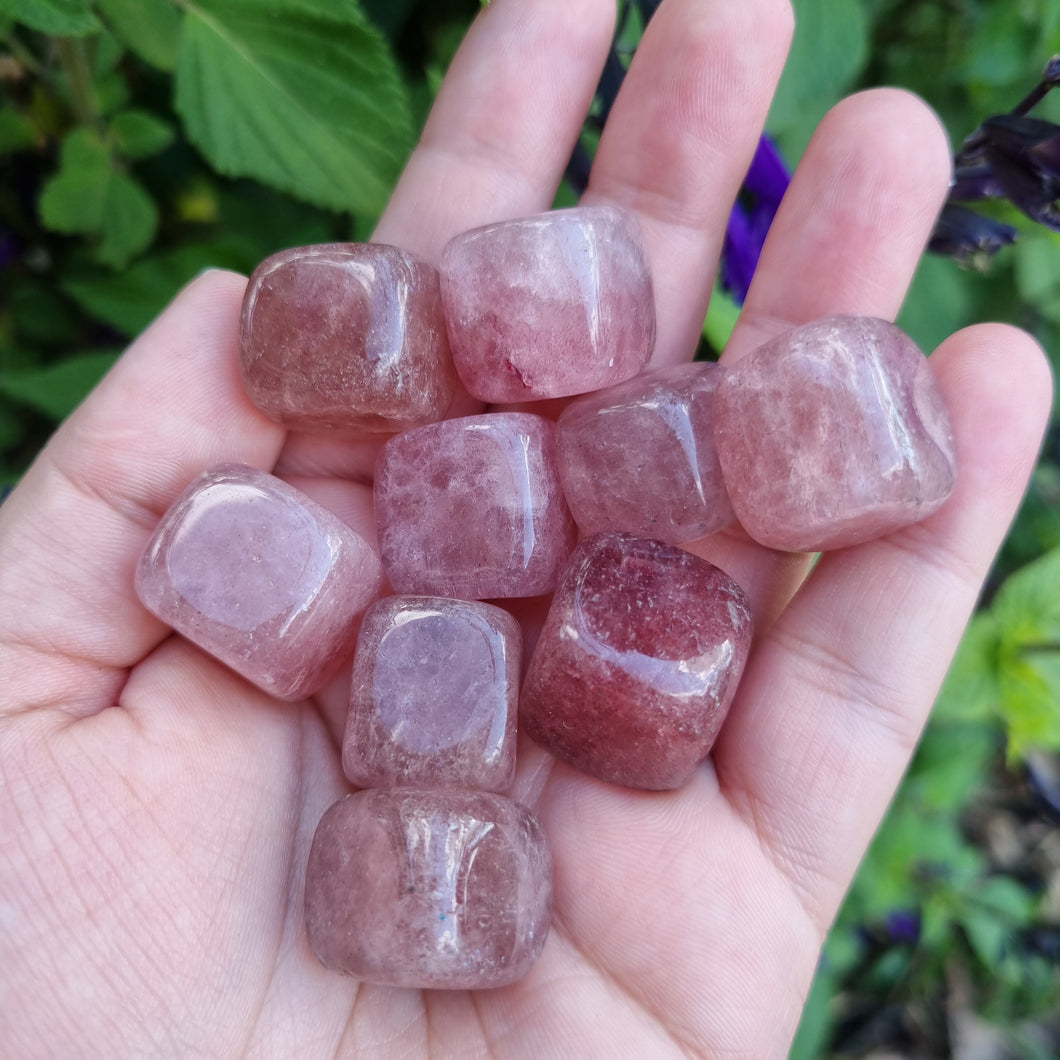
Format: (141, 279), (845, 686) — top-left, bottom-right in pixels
(0, 0), (1057, 1054)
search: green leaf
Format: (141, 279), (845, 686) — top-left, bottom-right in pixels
(768, 0), (869, 155)
(0, 108), (37, 155)
(0, 352), (119, 421)
(109, 109), (175, 159)
(0, 0), (100, 36)
(95, 0), (183, 72)
(38, 128), (158, 268)
(704, 284), (741, 356)
(174, 0), (413, 216)
(63, 244), (244, 336)
(933, 612), (1002, 724)
(994, 545), (1060, 645)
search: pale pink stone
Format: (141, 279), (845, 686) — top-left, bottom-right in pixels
(713, 315), (957, 552)
(556, 362), (735, 544)
(240, 243), (458, 434)
(439, 205), (655, 402)
(521, 532), (753, 791)
(343, 596), (520, 792)
(135, 465), (383, 700)
(305, 789), (552, 989)
(374, 412), (577, 599)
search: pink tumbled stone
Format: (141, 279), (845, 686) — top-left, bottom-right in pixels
(556, 362), (735, 544)
(713, 315), (957, 552)
(240, 243), (458, 434)
(375, 412), (577, 599)
(135, 465), (383, 700)
(343, 596), (520, 792)
(440, 205), (655, 402)
(521, 532), (752, 791)
(305, 789), (552, 989)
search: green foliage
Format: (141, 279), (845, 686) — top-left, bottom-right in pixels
(768, 0), (870, 157)
(95, 0), (181, 71)
(0, 0), (100, 37)
(174, 0), (413, 216)
(0, 351), (118, 418)
(0, 0), (435, 481)
(38, 126), (158, 266)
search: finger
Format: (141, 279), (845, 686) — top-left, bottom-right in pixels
(372, 0), (617, 264)
(729, 88), (953, 361)
(713, 324), (1052, 934)
(0, 271), (285, 718)
(585, 0), (794, 368)
(691, 88), (953, 622)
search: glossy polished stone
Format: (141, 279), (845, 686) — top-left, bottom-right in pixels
(440, 206), (655, 402)
(556, 362), (734, 544)
(135, 465), (383, 700)
(305, 789), (552, 989)
(240, 243), (458, 434)
(343, 596), (520, 792)
(521, 532), (753, 791)
(375, 412), (577, 599)
(713, 315), (957, 552)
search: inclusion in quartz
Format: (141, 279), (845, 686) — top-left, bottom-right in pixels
(556, 362), (734, 545)
(135, 465), (383, 701)
(439, 205), (655, 402)
(374, 412), (577, 599)
(240, 243), (458, 434)
(343, 596), (521, 792)
(304, 789), (552, 989)
(521, 532), (753, 791)
(712, 315), (957, 552)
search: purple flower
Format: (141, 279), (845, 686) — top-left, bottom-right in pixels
(721, 136), (791, 304)
(885, 909), (922, 945)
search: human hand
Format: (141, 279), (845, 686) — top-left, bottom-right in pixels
(0, 0), (1051, 1056)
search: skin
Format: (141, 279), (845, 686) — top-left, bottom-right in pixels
(0, 0), (1052, 1056)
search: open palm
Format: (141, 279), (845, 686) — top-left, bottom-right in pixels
(0, 1), (1051, 1057)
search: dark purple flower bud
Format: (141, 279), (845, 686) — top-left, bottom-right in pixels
(928, 204), (1018, 266)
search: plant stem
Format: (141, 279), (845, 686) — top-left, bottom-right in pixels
(55, 36), (100, 128)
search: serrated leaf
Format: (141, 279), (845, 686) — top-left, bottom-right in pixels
(38, 127), (158, 268)
(109, 110), (175, 160)
(174, 0), (413, 217)
(998, 659), (1060, 759)
(933, 612), (1002, 724)
(95, 0), (182, 72)
(0, 352), (119, 421)
(993, 545), (1060, 645)
(0, 0), (100, 36)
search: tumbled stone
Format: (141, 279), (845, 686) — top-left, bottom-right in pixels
(240, 243), (458, 434)
(713, 315), (957, 552)
(343, 596), (520, 792)
(556, 362), (734, 544)
(375, 412), (577, 599)
(439, 205), (655, 402)
(305, 789), (552, 989)
(521, 532), (753, 791)
(135, 465), (383, 700)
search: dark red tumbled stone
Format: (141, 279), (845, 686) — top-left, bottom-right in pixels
(520, 532), (753, 790)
